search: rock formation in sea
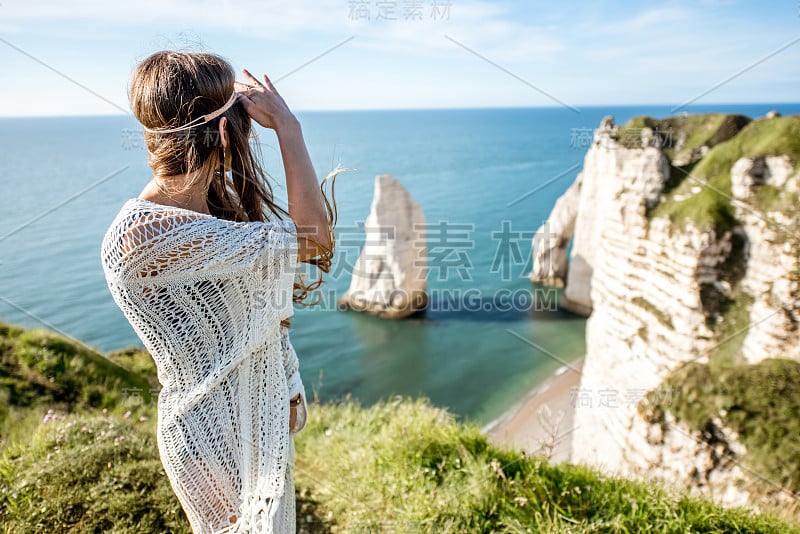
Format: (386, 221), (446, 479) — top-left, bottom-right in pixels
(536, 112), (800, 510)
(338, 174), (428, 319)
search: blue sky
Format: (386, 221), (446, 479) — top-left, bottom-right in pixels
(0, 0), (798, 116)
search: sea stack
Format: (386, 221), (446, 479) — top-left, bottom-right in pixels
(338, 174), (428, 319)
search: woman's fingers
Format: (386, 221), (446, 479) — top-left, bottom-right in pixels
(234, 91), (274, 129)
(235, 68), (292, 130)
(239, 67), (278, 94)
(241, 68), (265, 89)
(234, 93), (262, 121)
(233, 81), (252, 93)
(235, 92), (253, 109)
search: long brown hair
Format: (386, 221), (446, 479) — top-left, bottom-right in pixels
(129, 51), (341, 324)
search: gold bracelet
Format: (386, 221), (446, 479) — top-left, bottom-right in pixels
(290, 395), (302, 407)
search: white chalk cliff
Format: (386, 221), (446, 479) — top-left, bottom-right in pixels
(529, 179), (579, 288)
(532, 116), (669, 314)
(338, 174), (428, 319)
(732, 155), (800, 365)
(535, 114), (800, 510)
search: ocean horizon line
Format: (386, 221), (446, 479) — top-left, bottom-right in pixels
(2, 100), (799, 120)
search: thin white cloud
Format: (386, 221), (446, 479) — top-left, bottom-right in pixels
(1, 0), (564, 62)
(614, 7), (690, 33)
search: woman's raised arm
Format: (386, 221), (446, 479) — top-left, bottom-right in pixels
(235, 69), (331, 261)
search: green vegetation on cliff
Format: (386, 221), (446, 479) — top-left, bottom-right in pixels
(646, 114), (800, 232)
(0, 413), (190, 533)
(296, 399), (800, 532)
(615, 113), (750, 165)
(643, 358), (800, 496)
(1, 322), (798, 532)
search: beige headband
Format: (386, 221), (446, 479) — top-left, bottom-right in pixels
(142, 92), (238, 134)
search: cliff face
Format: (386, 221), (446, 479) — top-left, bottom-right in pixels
(565, 118), (727, 468)
(531, 117), (671, 313)
(535, 114), (800, 508)
(733, 156), (800, 364)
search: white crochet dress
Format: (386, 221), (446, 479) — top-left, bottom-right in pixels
(101, 198), (307, 533)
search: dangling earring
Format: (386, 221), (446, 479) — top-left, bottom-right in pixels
(218, 145), (225, 179)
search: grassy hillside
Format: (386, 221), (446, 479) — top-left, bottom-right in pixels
(0, 322), (155, 446)
(297, 399), (799, 533)
(614, 112), (751, 164)
(1, 322), (798, 533)
(0, 412), (189, 533)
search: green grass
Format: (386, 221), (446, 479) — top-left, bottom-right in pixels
(3, 398), (798, 533)
(0, 322), (154, 443)
(2, 323), (799, 532)
(705, 287), (754, 370)
(0, 411), (190, 534)
(649, 115), (800, 232)
(106, 346), (160, 386)
(299, 399), (799, 532)
(614, 113), (750, 164)
(751, 184), (800, 218)
(694, 227), (751, 370)
(643, 359), (800, 497)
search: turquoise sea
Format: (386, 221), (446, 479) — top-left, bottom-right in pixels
(1, 103), (798, 425)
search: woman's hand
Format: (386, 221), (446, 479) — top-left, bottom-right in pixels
(289, 394), (301, 432)
(234, 69), (297, 131)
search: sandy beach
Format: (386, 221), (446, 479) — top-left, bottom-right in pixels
(485, 359), (583, 464)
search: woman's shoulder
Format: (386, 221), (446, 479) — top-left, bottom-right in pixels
(100, 199), (216, 275)
(119, 197), (215, 222)
(117, 198), (296, 233)
(103, 198), (210, 249)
